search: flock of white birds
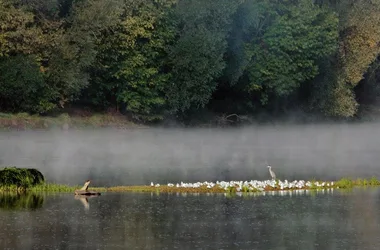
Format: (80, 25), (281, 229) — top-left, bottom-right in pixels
(149, 166), (335, 192)
(150, 179), (335, 192)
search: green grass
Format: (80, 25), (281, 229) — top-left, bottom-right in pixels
(369, 176), (380, 185)
(30, 183), (79, 192)
(335, 178), (354, 188)
(1, 167), (380, 194)
(29, 183), (107, 192)
(0, 183), (107, 193)
(333, 176), (380, 188)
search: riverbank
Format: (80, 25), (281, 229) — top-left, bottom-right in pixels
(2, 106), (380, 131)
(2, 177), (379, 193)
(105, 177), (380, 193)
(0, 112), (143, 130)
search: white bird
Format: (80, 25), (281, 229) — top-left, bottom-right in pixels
(267, 165), (276, 180)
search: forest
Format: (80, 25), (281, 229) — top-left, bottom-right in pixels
(1, 0), (380, 124)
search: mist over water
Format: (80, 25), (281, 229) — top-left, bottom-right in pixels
(1, 123), (380, 186)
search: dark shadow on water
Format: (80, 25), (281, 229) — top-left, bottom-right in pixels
(0, 192), (44, 211)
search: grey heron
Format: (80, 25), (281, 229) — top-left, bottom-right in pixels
(267, 166), (276, 180)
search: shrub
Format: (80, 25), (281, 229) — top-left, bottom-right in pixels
(335, 178), (354, 188)
(0, 167), (45, 190)
(369, 176), (380, 186)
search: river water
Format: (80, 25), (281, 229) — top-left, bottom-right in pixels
(1, 188), (380, 249)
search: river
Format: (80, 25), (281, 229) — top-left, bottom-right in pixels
(1, 188), (380, 249)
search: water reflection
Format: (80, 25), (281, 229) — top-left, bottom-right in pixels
(1, 189), (380, 249)
(161, 188), (336, 199)
(74, 195), (100, 211)
(0, 192), (44, 211)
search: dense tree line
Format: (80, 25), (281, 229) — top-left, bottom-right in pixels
(1, 0), (380, 122)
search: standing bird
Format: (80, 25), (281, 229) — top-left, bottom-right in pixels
(267, 166), (276, 180)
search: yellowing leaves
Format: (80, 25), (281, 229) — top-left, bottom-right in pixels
(338, 0), (380, 86)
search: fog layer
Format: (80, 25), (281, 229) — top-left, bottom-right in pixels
(1, 123), (380, 186)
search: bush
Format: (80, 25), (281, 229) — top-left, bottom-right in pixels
(336, 178), (354, 188)
(0, 167), (45, 189)
(369, 176), (380, 186)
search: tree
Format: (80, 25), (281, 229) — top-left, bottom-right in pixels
(244, 0), (338, 107)
(0, 0), (43, 56)
(0, 0), (56, 113)
(0, 55), (54, 113)
(311, 0), (380, 117)
(166, 0), (241, 113)
(85, 0), (176, 121)
(42, 0), (124, 108)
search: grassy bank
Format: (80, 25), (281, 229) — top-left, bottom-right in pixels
(107, 177), (380, 193)
(31, 183), (107, 192)
(0, 183), (106, 192)
(1, 165), (379, 193)
(2, 177), (379, 194)
(0, 112), (142, 130)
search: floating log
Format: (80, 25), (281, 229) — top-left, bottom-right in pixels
(74, 190), (101, 196)
(74, 180), (101, 196)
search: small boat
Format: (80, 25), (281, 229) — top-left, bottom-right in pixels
(74, 180), (101, 196)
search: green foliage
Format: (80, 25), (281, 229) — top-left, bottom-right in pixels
(311, 0), (380, 117)
(355, 178), (367, 186)
(245, 0), (338, 104)
(30, 183), (79, 192)
(241, 185), (250, 193)
(85, 0), (176, 121)
(335, 178), (354, 188)
(369, 176), (380, 186)
(115, 0), (176, 121)
(43, 0), (124, 108)
(0, 0), (43, 56)
(0, 167), (45, 190)
(166, 0), (240, 112)
(0, 55), (55, 113)
(1, 0), (380, 122)
(354, 177), (380, 186)
(337, 0), (380, 86)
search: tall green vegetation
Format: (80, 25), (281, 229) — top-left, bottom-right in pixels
(85, 0), (176, 121)
(311, 0), (380, 117)
(221, 0), (338, 114)
(166, 0), (240, 114)
(0, 167), (45, 190)
(1, 0), (380, 122)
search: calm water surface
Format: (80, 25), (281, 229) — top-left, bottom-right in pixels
(1, 188), (380, 250)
